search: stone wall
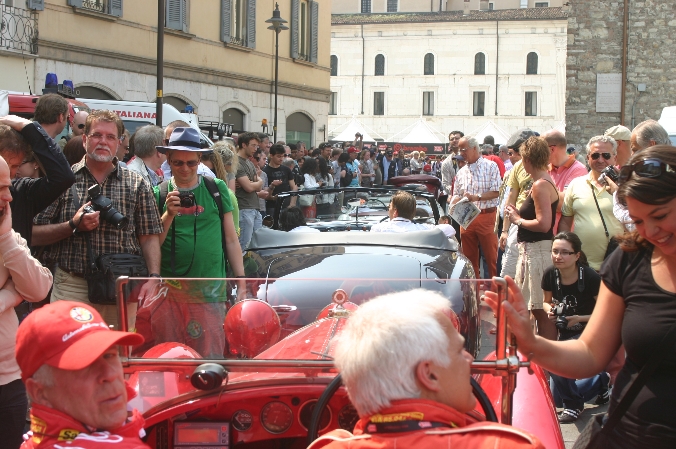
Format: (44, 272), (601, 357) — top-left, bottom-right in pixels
(566, 1), (676, 146)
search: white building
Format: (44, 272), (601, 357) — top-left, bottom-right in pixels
(329, 7), (568, 144)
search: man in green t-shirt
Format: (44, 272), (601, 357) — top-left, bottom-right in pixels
(137, 127), (245, 358)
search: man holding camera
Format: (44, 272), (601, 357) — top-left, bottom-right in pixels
(135, 128), (244, 358)
(32, 110), (162, 328)
(558, 136), (624, 271)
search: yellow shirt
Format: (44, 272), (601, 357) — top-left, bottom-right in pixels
(507, 161), (533, 210)
(561, 173), (625, 270)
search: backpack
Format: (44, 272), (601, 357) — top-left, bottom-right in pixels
(158, 176), (227, 257)
(340, 164), (354, 187)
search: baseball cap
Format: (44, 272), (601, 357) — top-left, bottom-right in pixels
(452, 154), (465, 161)
(16, 301), (144, 381)
(506, 128), (536, 150)
(347, 147), (360, 154)
(604, 125), (631, 142)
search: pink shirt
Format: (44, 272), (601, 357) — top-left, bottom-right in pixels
(549, 156), (588, 233)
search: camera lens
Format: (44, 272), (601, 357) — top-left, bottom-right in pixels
(101, 208), (129, 229)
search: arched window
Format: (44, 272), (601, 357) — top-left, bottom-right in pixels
(375, 54), (385, 76)
(164, 96), (191, 112)
(330, 55), (338, 76)
(223, 108), (245, 133)
(286, 112), (313, 147)
(474, 53), (485, 75)
(424, 53), (434, 75)
(526, 52), (538, 75)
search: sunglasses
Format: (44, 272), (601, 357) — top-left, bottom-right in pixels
(170, 159), (200, 168)
(590, 152), (612, 161)
(618, 158), (676, 184)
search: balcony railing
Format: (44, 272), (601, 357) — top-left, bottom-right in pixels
(228, 35), (248, 48)
(82, 0), (107, 13)
(0, 5), (38, 54)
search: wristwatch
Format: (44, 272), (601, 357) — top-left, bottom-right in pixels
(477, 193), (482, 201)
(517, 218), (524, 227)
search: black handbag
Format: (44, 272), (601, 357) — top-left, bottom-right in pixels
(589, 182), (620, 260)
(84, 234), (148, 305)
(573, 318), (676, 449)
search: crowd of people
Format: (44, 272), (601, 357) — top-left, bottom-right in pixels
(0, 93), (674, 448)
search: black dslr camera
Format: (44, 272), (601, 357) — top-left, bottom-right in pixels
(178, 191), (196, 208)
(84, 184), (129, 229)
(551, 296), (577, 331)
(598, 166), (619, 185)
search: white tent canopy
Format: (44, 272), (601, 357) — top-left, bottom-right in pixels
(467, 121), (510, 145)
(329, 117), (383, 143)
(389, 118), (445, 143)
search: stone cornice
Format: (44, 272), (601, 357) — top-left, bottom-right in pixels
(37, 40), (330, 102)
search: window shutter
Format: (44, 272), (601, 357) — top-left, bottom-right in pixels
(221, 0), (232, 43)
(67, 0), (84, 7)
(166, 0), (182, 30)
(291, 0), (299, 59)
(246, 0), (256, 48)
(109, 0), (123, 17)
(181, 0), (188, 32)
(27, 0), (45, 10)
(309, 1), (318, 63)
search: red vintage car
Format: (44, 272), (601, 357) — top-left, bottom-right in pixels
(120, 270), (563, 447)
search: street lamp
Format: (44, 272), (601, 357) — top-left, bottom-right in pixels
(266, 3), (288, 143)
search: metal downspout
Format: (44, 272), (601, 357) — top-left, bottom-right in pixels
(620, 0), (629, 125)
(495, 20), (499, 116)
(361, 24), (365, 115)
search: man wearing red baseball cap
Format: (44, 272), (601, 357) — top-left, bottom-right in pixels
(16, 301), (148, 449)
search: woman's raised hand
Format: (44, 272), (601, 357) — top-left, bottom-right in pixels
(482, 276), (538, 354)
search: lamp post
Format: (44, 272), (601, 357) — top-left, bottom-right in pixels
(266, 3), (288, 144)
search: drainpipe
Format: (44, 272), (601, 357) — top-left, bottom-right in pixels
(361, 24), (365, 115)
(620, 0), (629, 125)
(495, 20), (499, 116)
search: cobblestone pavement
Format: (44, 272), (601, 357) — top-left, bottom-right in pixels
(478, 302), (608, 448)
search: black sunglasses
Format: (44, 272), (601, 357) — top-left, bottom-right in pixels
(618, 158), (676, 184)
(170, 160), (200, 168)
(590, 152), (612, 160)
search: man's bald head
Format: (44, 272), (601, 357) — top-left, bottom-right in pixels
(71, 111), (89, 136)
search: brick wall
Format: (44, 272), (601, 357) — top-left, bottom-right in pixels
(565, 1), (676, 146)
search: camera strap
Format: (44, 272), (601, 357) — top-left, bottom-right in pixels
(71, 184), (97, 274)
(554, 265), (585, 300)
(170, 218), (197, 277)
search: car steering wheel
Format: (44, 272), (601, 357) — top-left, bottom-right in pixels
(307, 374), (498, 445)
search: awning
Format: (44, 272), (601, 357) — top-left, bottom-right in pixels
(329, 117), (384, 143)
(466, 121), (510, 145)
(389, 118), (446, 144)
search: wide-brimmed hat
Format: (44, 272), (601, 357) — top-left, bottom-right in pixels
(15, 301), (144, 381)
(156, 127), (211, 154)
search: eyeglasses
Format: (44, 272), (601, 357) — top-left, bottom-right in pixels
(590, 152), (612, 161)
(618, 158), (676, 184)
(88, 133), (119, 143)
(169, 159), (200, 168)
(551, 249), (576, 256)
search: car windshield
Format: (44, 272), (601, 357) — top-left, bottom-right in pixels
(121, 277), (495, 414)
(277, 186), (439, 230)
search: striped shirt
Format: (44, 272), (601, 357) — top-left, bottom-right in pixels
(452, 157), (501, 209)
(34, 157), (162, 276)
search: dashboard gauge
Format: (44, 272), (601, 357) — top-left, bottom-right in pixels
(338, 404), (359, 431)
(260, 401), (294, 434)
(231, 410), (253, 432)
(298, 400), (331, 431)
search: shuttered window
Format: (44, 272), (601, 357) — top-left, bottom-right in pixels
(291, 0), (318, 63)
(221, 0), (256, 48)
(375, 54), (385, 76)
(166, 0), (188, 33)
(67, 0), (122, 17)
(474, 52), (485, 75)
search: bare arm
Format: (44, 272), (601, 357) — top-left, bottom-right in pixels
(223, 212), (245, 277)
(158, 191), (181, 245)
(484, 277), (624, 379)
(138, 234), (161, 275)
(514, 180), (553, 233)
(236, 175), (263, 193)
(32, 202), (100, 246)
(558, 215), (573, 232)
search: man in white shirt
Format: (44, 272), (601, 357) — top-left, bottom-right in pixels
(371, 191), (433, 233)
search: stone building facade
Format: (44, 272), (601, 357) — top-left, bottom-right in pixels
(329, 8), (568, 141)
(566, 0), (676, 146)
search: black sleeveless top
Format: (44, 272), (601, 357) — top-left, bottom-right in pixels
(517, 179), (558, 243)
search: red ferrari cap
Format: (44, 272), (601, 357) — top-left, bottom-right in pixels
(347, 147), (360, 154)
(15, 301), (144, 380)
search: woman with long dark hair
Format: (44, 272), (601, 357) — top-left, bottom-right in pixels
(486, 145), (676, 448)
(542, 231), (608, 423)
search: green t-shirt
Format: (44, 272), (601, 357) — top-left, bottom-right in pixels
(154, 177), (234, 278)
(508, 161), (533, 210)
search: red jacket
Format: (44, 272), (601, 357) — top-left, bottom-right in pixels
(21, 403), (149, 449)
(309, 399), (544, 449)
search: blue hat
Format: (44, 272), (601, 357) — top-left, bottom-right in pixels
(156, 127), (211, 154)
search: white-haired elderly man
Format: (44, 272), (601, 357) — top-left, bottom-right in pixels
(558, 136), (624, 270)
(308, 290), (543, 449)
(449, 136), (501, 279)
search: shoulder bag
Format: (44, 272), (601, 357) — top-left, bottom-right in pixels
(590, 182), (619, 260)
(573, 318), (676, 449)
(71, 185), (149, 305)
